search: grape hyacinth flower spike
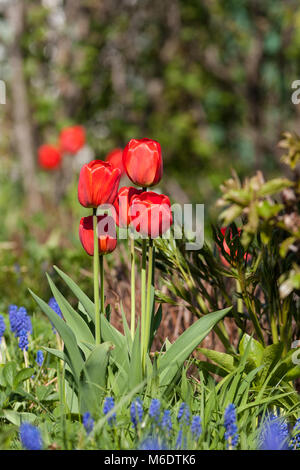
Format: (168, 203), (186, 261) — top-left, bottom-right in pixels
(20, 423), (43, 450)
(224, 403), (239, 449)
(83, 412), (94, 435)
(103, 397), (116, 426)
(130, 398), (143, 429)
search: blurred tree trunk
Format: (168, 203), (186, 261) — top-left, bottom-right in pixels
(7, 0), (41, 212)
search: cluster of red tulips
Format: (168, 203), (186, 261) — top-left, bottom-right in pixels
(77, 138), (173, 357)
(38, 125), (86, 170)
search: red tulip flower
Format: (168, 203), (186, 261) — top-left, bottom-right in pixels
(78, 160), (121, 208)
(123, 138), (163, 188)
(38, 144), (62, 170)
(79, 215), (117, 256)
(105, 148), (125, 176)
(129, 191), (173, 238)
(113, 186), (143, 228)
(59, 125), (85, 154)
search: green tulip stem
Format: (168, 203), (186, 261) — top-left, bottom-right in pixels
(93, 208), (101, 344)
(141, 238), (147, 371)
(100, 254), (105, 318)
(130, 235), (136, 339)
(145, 238), (154, 357)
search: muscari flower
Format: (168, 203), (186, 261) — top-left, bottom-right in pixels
(36, 350), (44, 367)
(20, 422), (43, 450)
(149, 399), (161, 422)
(8, 304), (18, 333)
(130, 397), (143, 429)
(103, 397), (116, 426)
(161, 410), (172, 435)
(139, 437), (167, 450)
(191, 415), (202, 440)
(177, 402), (190, 426)
(0, 314), (6, 339)
(224, 403), (239, 449)
(289, 418), (300, 450)
(83, 412), (94, 435)
(48, 297), (63, 332)
(18, 329), (29, 352)
(259, 413), (289, 450)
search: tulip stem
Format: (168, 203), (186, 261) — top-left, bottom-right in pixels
(141, 238), (147, 372)
(130, 235), (136, 340)
(93, 208), (101, 344)
(100, 254), (105, 318)
(144, 239), (154, 356)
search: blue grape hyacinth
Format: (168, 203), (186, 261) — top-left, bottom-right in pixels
(18, 329), (29, 352)
(149, 399), (161, 422)
(224, 403), (239, 448)
(259, 413), (289, 450)
(191, 415), (202, 440)
(161, 410), (172, 435)
(83, 412), (94, 435)
(177, 402), (190, 426)
(289, 418), (300, 450)
(8, 304), (18, 333)
(20, 423), (43, 450)
(0, 314), (6, 339)
(48, 297), (63, 332)
(130, 397), (143, 429)
(103, 397), (116, 426)
(36, 350), (44, 367)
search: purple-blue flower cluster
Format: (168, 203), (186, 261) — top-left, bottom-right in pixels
(130, 397), (143, 429)
(149, 399), (161, 422)
(20, 422), (43, 450)
(0, 314), (6, 339)
(48, 297), (63, 332)
(259, 413), (289, 450)
(289, 418), (300, 450)
(224, 403), (239, 448)
(103, 397), (116, 426)
(8, 305), (32, 351)
(83, 412), (94, 435)
(36, 350), (44, 367)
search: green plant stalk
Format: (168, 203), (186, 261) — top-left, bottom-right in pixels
(144, 239), (154, 358)
(141, 238), (147, 371)
(93, 208), (101, 344)
(130, 235), (136, 339)
(239, 272), (265, 346)
(23, 350), (30, 393)
(100, 254), (105, 318)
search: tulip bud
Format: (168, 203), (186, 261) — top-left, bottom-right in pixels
(38, 144), (62, 170)
(129, 191), (173, 238)
(59, 125), (86, 154)
(219, 227), (250, 267)
(105, 148), (125, 176)
(79, 215), (117, 256)
(78, 160), (121, 208)
(113, 186), (143, 228)
(123, 138), (163, 188)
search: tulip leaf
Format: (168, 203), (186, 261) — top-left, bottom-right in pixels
(158, 307), (231, 388)
(30, 289), (84, 382)
(53, 266), (95, 323)
(46, 274), (94, 358)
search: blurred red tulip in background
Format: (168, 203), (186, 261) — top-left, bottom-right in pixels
(59, 125), (86, 154)
(105, 148), (125, 176)
(38, 144), (62, 170)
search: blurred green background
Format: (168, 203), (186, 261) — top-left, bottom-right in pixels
(0, 0), (300, 309)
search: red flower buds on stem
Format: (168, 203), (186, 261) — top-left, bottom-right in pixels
(113, 186), (143, 228)
(59, 125), (86, 154)
(78, 160), (121, 208)
(79, 215), (117, 256)
(129, 191), (173, 238)
(38, 144), (62, 170)
(219, 227), (250, 266)
(105, 148), (125, 176)
(123, 138), (163, 187)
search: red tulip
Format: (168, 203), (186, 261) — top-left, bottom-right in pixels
(113, 186), (143, 228)
(123, 138), (163, 187)
(38, 144), (62, 170)
(78, 160), (121, 208)
(129, 191), (173, 238)
(219, 227), (250, 266)
(59, 125), (85, 154)
(79, 215), (117, 256)
(105, 148), (125, 176)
